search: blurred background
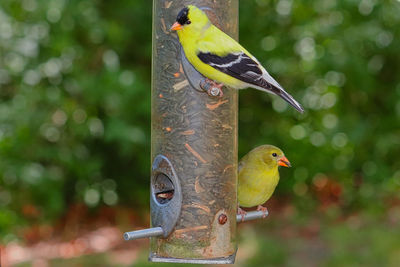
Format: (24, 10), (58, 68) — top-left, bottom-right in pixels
(1, 0), (400, 266)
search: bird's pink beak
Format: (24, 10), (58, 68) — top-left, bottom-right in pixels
(170, 22), (183, 31)
(278, 156), (291, 168)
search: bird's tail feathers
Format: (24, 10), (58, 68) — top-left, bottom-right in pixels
(255, 81), (304, 113)
(255, 71), (304, 113)
(273, 87), (304, 113)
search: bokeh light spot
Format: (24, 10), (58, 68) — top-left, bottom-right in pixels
(294, 167), (309, 181)
(84, 189), (100, 207)
(103, 50), (120, 71)
(290, 125), (306, 140)
(52, 109), (68, 126)
(276, 0), (292, 16)
(23, 70), (41, 85)
(368, 55), (384, 74)
(22, 0), (37, 12)
(272, 97), (288, 112)
(322, 113), (338, 129)
(310, 131), (326, 146)
(73, 109), (87, 124)
(293, 182), (308, 196)
(332, 133), (348, 148)
(119, 70), (135, 86)
(362, 161), (377, 176)
(261, 36), (277, 51)
(103, 190), (118, 206)
(88, 118), (104, 137)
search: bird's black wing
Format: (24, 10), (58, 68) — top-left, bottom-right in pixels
(197, 51), (278, 92)
(197, 51), (304, 113)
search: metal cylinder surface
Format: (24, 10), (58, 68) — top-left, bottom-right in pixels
(150, 0), (238, 263)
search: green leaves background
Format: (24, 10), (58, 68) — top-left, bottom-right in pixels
(0, 0), (399, 248)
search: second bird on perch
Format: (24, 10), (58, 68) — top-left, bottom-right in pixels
(171, 5), (304, 113)
(237, 145), (291, 220)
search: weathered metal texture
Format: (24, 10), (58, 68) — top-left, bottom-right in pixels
(150, 0), (239, 263)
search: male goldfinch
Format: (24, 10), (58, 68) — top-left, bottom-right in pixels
(171, 5), (304, 113)
(237, 145), (291, 218)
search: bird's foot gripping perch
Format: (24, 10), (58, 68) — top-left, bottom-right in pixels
(200, 78), (224, 97)
(256, 205), (268, 218)
(238, 207), (247, 222)
(236, 208), (269, 222)
(179, 47), (224, 98)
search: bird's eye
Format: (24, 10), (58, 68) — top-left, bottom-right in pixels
(272, 153), (277, 157)
(186, 20), (191, 25)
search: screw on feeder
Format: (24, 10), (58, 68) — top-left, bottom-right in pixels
(218, 213), (228, 225)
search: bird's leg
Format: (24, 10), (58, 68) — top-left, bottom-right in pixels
(237, 207), (247, 222)
(200, 78), (224, 97)
(256, 205), (268, 218)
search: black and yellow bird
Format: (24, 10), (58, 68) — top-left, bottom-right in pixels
(171, 5), (304, 113)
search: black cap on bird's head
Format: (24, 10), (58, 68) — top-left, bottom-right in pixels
(171, 7), (191, 31)
(170, 5), (209, 32)
(177, 7), (190, 25)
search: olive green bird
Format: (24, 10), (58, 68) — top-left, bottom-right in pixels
(238, 145), (291, 218)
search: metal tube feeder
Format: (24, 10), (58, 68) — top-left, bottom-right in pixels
(125, 0), (241, 264)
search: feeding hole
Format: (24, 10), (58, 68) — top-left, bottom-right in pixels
(153, 173), (175, 204)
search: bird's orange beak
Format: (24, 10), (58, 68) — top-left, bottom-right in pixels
(170, 22), (183, 31)
(278, 156), (291, 168)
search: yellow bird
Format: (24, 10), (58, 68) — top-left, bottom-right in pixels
(237, 145), (291, 218)
(171, 5), (304, 113)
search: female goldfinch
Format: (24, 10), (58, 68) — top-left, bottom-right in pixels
(237, 145), (291, 218)
(171, 5), (304, 113)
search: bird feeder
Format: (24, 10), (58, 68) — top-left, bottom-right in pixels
(123, 0), (268, 264)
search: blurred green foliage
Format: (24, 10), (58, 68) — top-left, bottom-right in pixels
(1, 0), (400, 258)
(0, 0), (153, 235)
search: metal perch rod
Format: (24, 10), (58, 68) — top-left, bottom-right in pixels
(124, 227), (164, 241)
(236, 210), (269, 222)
